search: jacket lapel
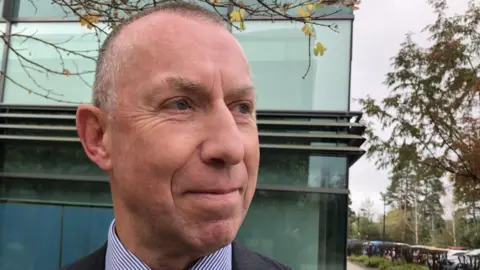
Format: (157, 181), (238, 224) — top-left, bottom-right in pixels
(60, 243), (107, 270)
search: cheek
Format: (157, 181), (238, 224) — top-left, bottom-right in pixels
(110, 124), (200, 195)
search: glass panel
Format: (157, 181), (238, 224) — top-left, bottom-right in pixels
(234, 20), (352, 111)
(0, 178), (112, 206)
(238, 191), (347, 270)
(4, 22), (110, 105)
(2, 142), (105, 177)
(0, 23), (5, 66)
(1, 142), (347, 188)
(259, 149), (347, 188)
(13, 0), (76, 18)
(239, 0), (353, 16)
(61, 206), (114, 266)
(0, 202), (62, 270)
(12, 0), (228, 18)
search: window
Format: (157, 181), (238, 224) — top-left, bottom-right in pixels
(234, 20), (352, 111)
(2, 142), (105, 177)
(0, 178), (112, 206)
(11, 0), (228, 18)
(1, 142), (347, 188)
(3, 22), (109, 105)
(0, 22), (5, 66)
(0, 202), (113, 269)
(13, 0), (77, 18)
(0, 203), (62, 270)
(260, 149), (347, 188)
(61, 206), (114, 266)
(238, 0), (353, 16)
(238, 191), (347, 270)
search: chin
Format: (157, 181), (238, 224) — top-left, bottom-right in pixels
(188, 218), (240, 254)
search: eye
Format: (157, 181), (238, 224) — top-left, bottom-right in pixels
(233, 103), (252, 114)
(168, 99), (192, 111)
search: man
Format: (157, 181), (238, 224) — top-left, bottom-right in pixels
(63, 1), (290, 270)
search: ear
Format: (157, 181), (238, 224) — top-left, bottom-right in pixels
(76, 104), (112, 171)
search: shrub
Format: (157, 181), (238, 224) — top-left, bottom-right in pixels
(349, 255), (428, 270)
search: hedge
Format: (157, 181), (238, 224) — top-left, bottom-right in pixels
(349, 255), (428, 270)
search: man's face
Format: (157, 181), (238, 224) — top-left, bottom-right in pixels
(104, 14), (259, 253)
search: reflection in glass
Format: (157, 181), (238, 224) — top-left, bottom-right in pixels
(4, 23), (109, 105)
(238, 191), (347, 270)
(0, 178), (112, 205)
(12, 0), (228, 18)
(234, 20), (352, 111)
(2, 142), (105, 177)
(259, 149), (347, 188)
(61, 206), (113, 266)
(0, 203), (62, 270)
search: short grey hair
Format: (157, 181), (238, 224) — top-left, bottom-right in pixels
(93, 1), (228, 112)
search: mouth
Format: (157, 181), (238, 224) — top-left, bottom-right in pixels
(188, 188), (240, 196)
(185, 187), (243, 202)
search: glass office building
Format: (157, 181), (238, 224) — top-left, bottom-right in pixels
(0, 1), (365, 269)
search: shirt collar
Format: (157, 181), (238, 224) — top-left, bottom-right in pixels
(105, 220), (232, 270)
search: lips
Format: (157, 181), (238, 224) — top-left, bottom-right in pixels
(188, 187), (240, 195)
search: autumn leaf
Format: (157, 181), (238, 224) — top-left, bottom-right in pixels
(296, 8), (311, 20)
(230, 9), (245, 23)
(304, 2), (314, 10)
(301, 24), (315, 37)
(79, 12), (100, 29)
(113, 10), (119, 18)
(64, 69), (71, 76)
(313, 42), (327, 56)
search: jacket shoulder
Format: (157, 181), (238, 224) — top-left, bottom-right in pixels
(60, 244), (107, 270)
(232, 241), (292, 270)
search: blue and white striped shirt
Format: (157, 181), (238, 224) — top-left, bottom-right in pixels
(105, 220), (232, 270)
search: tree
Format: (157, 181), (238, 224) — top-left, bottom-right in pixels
(0, 0), (360, 103)
(383, 162), (445, 245)
(348, 194), (357, 238)
(359, 0), (479, 226)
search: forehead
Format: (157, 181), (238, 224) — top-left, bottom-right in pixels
(114, 12), (251, 100)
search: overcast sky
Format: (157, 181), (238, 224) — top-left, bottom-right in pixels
(348, 0), (471, 219)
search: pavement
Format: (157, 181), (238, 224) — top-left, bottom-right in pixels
(347, 261), (367, 270)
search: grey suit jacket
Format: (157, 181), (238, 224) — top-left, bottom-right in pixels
(61, 241), (292, 270)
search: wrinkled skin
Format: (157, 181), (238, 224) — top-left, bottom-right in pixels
(76, 12), (259, 269)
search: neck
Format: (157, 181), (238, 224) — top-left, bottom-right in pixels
(114, 215), (202, 270)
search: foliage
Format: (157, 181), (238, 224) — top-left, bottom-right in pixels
(351, 198), (382, 240)
(1, 0), (360, 103)
(348, 194), (357, 238)
(358, 0), (480, 223)
(349, 255), (428, 270)
(383, 163), (445, 245)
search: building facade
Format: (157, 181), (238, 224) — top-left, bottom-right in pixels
(0, 1), (365, 269)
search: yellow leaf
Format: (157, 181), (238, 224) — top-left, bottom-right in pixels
(305, 3), (314, 10)
(79, 12), (100, 29)
(296, 8), (311, 18)
(301, 24), (314, 36)
(313, 42), (327, 56)
(230, 9), (245, 22)
(64, 69), (71, 76)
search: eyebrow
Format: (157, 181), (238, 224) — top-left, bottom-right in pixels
(159, 75), (256, 99)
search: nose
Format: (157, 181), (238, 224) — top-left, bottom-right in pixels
(199, 105), (245, 166)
